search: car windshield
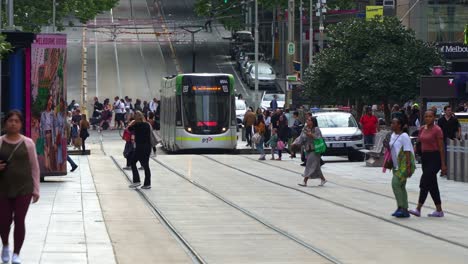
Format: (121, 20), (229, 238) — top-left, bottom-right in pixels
(316, 114), (358, 128)
(263, 94), (285, 101)
(251, 65), (274, 74)
(236, 100), (246, 110)
(236, 34), (253, 42)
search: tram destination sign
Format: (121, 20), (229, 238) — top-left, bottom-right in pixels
(182, 75), (230, 94)
(438, 43), (468, 59)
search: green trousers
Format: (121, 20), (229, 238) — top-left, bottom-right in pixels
(392, 171), (408, 209)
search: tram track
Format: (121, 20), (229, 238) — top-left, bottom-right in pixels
(148, 156), (343, 264)
(110, 156), (207, 264)
(239, 155), (468, 219)
(200, 155), (468, 250)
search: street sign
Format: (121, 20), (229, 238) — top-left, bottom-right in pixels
(366, 6), (383, 21)
(287, 42), (295, 55)
(287, 75), (298, 81)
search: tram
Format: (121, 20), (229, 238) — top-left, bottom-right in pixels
(160, 73), (238, 151)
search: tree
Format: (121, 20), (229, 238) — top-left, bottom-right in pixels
(303, 17), (441, 122)
(0, 34), (12, 59)
(6, 0), (119, 33)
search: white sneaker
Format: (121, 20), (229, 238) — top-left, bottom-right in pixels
(1, 246), (10, 263)
(12, 253), (21, 264)
(319, 179), (327, 186)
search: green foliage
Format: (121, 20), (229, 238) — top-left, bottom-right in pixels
(303, 17), (441, 107)
(0, 34), (12, 59)
(5, 0), (118, 33)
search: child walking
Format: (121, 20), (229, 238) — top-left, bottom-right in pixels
(267, 128), (279, 160)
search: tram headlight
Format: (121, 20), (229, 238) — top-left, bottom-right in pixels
(222, 127), (227, 132)
(187, 127), (192, 132)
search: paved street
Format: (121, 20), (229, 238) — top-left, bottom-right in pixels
(16, 0), (465, 263)
(20, 130), (468, 264)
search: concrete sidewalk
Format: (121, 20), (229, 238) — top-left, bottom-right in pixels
(18, 156), (115, 264)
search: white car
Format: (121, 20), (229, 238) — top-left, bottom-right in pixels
(261, 92), (285, 110)
(246, 62), (277, 89)
(314, 112), (365, 162)
(235, 99), (247, 126)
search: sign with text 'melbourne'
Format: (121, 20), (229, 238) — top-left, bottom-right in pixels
(438, 43), (468, 59)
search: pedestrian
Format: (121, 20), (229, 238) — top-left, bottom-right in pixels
(277, 113), (291, 160)
(67, 99), (76, 112)
(388, 117), (416, 218)
(99, 98), (112, 131)
(127, 111), (152, 189)
(438, 105), (461, 141)
(71, 110), (81, 150)
(79, 114), (90, 155)
(134, 99), (143, 112)
(254, 114), (266, 160)
(266, 128), (279, 160)
(142, 101), (150, 117)
(243, 108), (256, 147)
(408, 104), (421, 136)
(149, 98), (158, 114)
(359, 106), (379, 149)
(122, 125), (134, 170)
(437, 105), (461, 176)
(298, 117), (327, 187)
(264, 110), (271, 147)
(256, 108), (263, 116)
(289, 111), (303, 158)
(204, 11), (214, 32)
(113, 97), (125, 129)
(409, 110), (446, 217)
(270, 95), (278, 111)
(0, 110), (40, 264)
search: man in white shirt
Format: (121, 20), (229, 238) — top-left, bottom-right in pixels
(113, 97), (126, 129)
(149, 98), (158, 113)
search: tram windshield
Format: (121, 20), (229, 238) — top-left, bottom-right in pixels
(182, 76), (232, 134)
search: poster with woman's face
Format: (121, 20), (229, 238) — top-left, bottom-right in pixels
(31, 34), (67, 176)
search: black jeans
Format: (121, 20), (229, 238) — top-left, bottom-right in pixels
(81, 137), (86, 153)
(245, 125), (253, 145)
(131, 145), (151, 186)
(419, 151), (442, 205)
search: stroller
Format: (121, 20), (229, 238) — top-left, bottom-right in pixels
(91, 109), (111, 131)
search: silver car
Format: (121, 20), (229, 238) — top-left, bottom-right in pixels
(314, 112), (365, 162)
(246, 62), (277, 89)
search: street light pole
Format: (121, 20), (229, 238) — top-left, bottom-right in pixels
(309, 0), (313, 66)
(299, 0), (303, 78)
(53, 0), (56, 32)
(7, 0), (13, 27)
(254, 0), (259, 108)
(181, 26), (203, 73)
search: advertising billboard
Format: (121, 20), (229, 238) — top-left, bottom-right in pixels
(30, 34), (67, 176)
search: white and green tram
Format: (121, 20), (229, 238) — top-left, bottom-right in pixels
(160, 73), (238, 151)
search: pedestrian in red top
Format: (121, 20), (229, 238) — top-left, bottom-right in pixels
(0, 110), (40, 264)
(409, 110), (446, 217)
(359, 106), (379, 149)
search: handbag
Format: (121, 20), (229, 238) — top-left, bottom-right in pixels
(313, 138), (327, 154)
(277, 140), (285, 150)
(252, 133), (262, 145)
(383, 133), (402, 171)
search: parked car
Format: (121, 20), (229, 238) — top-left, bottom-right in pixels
(240, 60), (254, 81)
(235, 99), (248, 127)
(229, 31), (254, 59)
(236, 52), (264, 72)
(314, 112), (365, 162)
(246, 62), (277, 89)
(261, 92), (285, 110)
